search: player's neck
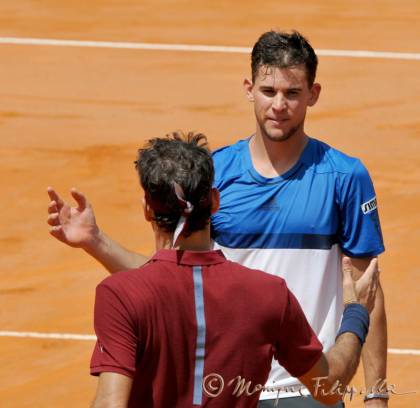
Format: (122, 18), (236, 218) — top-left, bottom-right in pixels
(250, 128), (308, 178)
(154, 225), (212, 252)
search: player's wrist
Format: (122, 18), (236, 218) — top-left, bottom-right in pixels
(336, 303), (370, 345)
(363, 379), (389, 406)
(364, 393), (389, 406)
(81, 227), (104, 252)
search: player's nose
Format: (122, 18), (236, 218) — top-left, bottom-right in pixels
(272, 93), (287, 111)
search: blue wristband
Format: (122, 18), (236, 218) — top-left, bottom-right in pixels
(336, 303), (370, 345)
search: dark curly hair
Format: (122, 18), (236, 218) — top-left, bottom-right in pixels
(251, 30), (318, 87)
(135, 131), (214, 236)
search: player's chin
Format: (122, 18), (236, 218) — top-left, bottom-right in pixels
(264, 128), (291, 142)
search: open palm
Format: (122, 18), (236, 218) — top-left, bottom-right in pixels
(47, 187), (99, 248)
(342, 257), (379, 313)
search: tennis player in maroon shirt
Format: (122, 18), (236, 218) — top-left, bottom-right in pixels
(89, 132), (378, 407)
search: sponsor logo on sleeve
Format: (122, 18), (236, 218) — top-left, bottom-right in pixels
(361, 197), (377, 214)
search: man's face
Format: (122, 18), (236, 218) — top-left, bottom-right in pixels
(244, 64), (320, 142)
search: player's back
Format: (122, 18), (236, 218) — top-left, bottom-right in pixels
(91, 249), (320, 407)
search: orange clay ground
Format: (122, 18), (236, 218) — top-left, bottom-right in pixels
(0, 1), (419, 406)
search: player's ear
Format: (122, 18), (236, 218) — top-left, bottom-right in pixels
(308, 82), (321, 106)
(142, 197), (153, 222)
(243, 78), (254, 102)
(210, 188), (220, 214)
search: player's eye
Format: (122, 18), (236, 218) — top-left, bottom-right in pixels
(261, 88), (275, 96)
(287, 90), (300, 97)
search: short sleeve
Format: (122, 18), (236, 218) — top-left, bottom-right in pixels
(275, 287), (323, 378)
(338, 160), (385, 257)
(90, 282), (138, 378)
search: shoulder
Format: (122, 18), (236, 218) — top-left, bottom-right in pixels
(212, 138), (245, 160)
(96, 262), (158, 296)
(309, 138), (365, 175)
(98, 268), (138, 289)
(95, 271), (136, 308)
(95, 263), (162, 315)
(309, 139), (373, 189)
(212, 138), (249, 182)
(226, 262), (295, 318)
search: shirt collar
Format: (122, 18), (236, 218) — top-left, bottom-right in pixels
(240, 137), (315, 183)
(151, 249), (226, 266)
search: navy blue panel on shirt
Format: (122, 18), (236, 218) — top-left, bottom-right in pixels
(212, 231), (338, 249)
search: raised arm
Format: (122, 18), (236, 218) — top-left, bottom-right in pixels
(298, 257), (379, 406)
(47, 187), (147, 273)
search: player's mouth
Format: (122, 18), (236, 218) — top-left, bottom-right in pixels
(268, 118), (289, 126)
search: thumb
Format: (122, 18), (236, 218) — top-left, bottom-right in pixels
(49, 225), (65, 242)
(342, 256), (357, 305)
(342, 256), (354, 281)
(71, 188), (87, 210)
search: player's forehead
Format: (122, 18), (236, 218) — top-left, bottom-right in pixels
(254, 64), (309, 88)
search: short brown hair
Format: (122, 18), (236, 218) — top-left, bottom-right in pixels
(251, 30), (318, 87)
(135, 131), (214, 236)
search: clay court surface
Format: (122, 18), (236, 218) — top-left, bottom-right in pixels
(1, 1), (419, 406)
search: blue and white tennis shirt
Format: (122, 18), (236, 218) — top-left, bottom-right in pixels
(211, 137), (385, 399)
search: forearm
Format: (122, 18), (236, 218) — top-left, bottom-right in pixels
(362, 283), (388, 402)
(302, 333), (362, 406)
(84, 230), (149, 274)
(91, 397), (127, 408)
(92, 372), (132, 407)
(325, 333), (362, 388)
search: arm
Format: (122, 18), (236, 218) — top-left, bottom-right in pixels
(350, 257), (388, 407)
(298, 257), (379, 406)
(337, 160), (387, 406)
(85, 229), (148, 274)
(90, 283), (138, 406)
(47, 187), (147, 273)
(91, 372), (132, 408)
(299, 333), (361, 405)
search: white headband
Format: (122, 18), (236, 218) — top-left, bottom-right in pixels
(172, 182), (194, 247)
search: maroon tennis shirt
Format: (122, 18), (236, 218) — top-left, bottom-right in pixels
(90, 249), (322, 407)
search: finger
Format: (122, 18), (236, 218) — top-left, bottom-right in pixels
(376, 262), (381, 280)
(369, 269), (378, 291)
(47, 213), (60, 226)
(369, 280), (378, 308)
(49, 225), (64, 241)
(47, 187), (65, 209)
(373, 267), (380, 292)
(373, 265), (380, 286)
(372, 278), (378, 295)
(342, 256), (357, 304)
(70, 187), (87, 210)
(48, 201), (58, 214)
(367, 258), (378, 280)
(342, 257), (353, 281)
(358, 258), (378, 286)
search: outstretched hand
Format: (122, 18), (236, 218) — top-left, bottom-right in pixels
(47, 187), (100, 249)
(342, 257), (379, 313)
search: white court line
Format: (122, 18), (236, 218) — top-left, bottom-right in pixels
(0, 330), (96, 341)
(0, 37), (420, 61)
(1, 35), (419, 352)
(388, 348), (420, 356)
(1, 331), (419, 355)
